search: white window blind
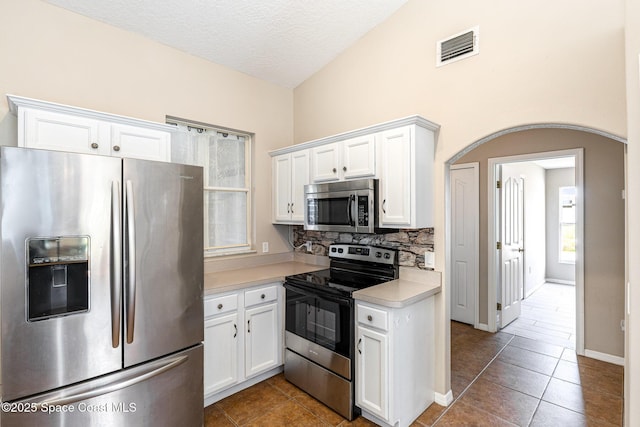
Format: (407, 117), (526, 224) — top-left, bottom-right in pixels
(170, 121), (253, 256)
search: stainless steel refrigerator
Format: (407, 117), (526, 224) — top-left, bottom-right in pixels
(0, 147), (204, 426)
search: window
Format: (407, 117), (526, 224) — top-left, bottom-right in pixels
(168, 119), (253, 256)
(559, 186), (576, 263)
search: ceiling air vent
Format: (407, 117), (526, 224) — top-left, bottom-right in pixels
(436, 26), (479, 67)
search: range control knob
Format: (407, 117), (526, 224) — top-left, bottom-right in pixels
(375, 252), (382, 258)
(384, 253), (391, 260)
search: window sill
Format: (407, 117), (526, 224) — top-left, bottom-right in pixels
(205, 249), (257, 258)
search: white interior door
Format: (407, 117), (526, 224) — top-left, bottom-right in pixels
(500, 165), (524, 327)
(450, 163), (479, 325)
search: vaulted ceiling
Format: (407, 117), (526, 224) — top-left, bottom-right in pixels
(44, 0), (409, 88)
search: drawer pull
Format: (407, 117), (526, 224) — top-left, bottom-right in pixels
(217, 303), (223, 310)
(91, 142), (99, 149)
(113, 145), (121, 152)
(261, 294), (266, 299)
(343, 166), (347, 172)
(332, 168), (337, 173)
(367, 315), (373, 322)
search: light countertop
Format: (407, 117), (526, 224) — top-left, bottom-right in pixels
(204, 261), (326, 295)
(353, 267), (442, 308)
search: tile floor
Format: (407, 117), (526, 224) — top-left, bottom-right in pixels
(502, 282), (576, 349)
(204, 284), (624, 426)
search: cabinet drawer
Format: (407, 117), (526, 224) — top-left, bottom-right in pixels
(205, 294), (238, 318)
(245, 285), (278, 307)
(357, 304), (389, 331)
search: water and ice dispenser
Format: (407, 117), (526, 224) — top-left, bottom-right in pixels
(27, 236), (90, 321)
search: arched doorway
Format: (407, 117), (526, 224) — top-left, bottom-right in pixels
(446, 124), (626, 362)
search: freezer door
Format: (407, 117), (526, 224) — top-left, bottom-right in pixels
(122, 158), (203, 366)
(1, 344), (203, 427)
(0, 147), (123, 401)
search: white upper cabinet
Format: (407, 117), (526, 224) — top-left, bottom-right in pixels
(342, 134), (376, 179)
(270, 115), (439, 230)
(379, 124), (435, 229)
(311, 142), (341, 182)
(8, 95), (172, 162)
(311, 134), (376, 183)
(272, 149), (309, 224)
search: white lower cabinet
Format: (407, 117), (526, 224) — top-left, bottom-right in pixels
(357, 325), (389, 419)
(355, 297), (435, 427)
(204, 312), (239, 395)
(203, 283), (282, 404)
(245, 303), (279, 377)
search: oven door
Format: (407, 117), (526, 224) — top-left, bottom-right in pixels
(284, 282), (353, 359)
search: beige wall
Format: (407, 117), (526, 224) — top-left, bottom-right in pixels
(455, 129), (625, 357)
(294, 0), (626, 397)
(625, 0), (640, 424)
(0, 0), (295, 258)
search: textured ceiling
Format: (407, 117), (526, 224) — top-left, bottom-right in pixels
(44, 0), (409, 88)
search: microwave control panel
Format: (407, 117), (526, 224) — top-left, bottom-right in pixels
(357, 196), (369, 226)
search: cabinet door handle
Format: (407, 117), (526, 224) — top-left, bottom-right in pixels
(357, 338), (362, 354)
(332, 168), (337, 173)
(91, 142), (99, 149)
(261, 294), (266, 299)
(233, 323), (237, 338)
(113, 145), (121, 152)
(287, 203), (290, 213)
(247, 319), (251, 333)
(367, 315), (373, 322)
(343, 166), (347, 172)
(217, 303), (223, 310)
(382, 199), (387, 214)
(290, 203), (294, 214)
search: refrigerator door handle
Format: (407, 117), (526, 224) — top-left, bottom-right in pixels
(125, 180), (137, 344)
(111, 181), (122, 348)
(36, 355), (188, 408)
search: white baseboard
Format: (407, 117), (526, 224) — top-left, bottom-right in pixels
(584, 349), (625, 366)
(545, 278), (576, 286)
(475, 323), (489, 332)
(204, 366), (283, 406)
(434, 390), (454, 406)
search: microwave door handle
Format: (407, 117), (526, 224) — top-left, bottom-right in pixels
(348, 195), (355, 226)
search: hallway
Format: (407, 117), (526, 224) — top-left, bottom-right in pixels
(503, 282), (576, 349)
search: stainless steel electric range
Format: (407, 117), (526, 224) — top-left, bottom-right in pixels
(283, 244), (399, 420)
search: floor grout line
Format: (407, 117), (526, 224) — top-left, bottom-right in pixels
(432, 332), (516, 426)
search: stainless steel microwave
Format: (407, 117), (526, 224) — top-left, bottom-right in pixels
(304, 179), (377, 233)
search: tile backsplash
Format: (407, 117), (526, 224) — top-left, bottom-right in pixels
(292, 226), (435, 270)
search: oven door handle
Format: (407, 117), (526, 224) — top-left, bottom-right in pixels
(284, 282), (352, 306)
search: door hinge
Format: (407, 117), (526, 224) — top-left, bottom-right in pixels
(496, 241), (502, 250)
(497, 303), (502, 311)
(496, 180), (502, 189)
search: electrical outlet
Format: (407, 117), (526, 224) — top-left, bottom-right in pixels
(262, 242), (269, 253)
(424, 251), (435, 269)
(305, 241), (312, 252)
